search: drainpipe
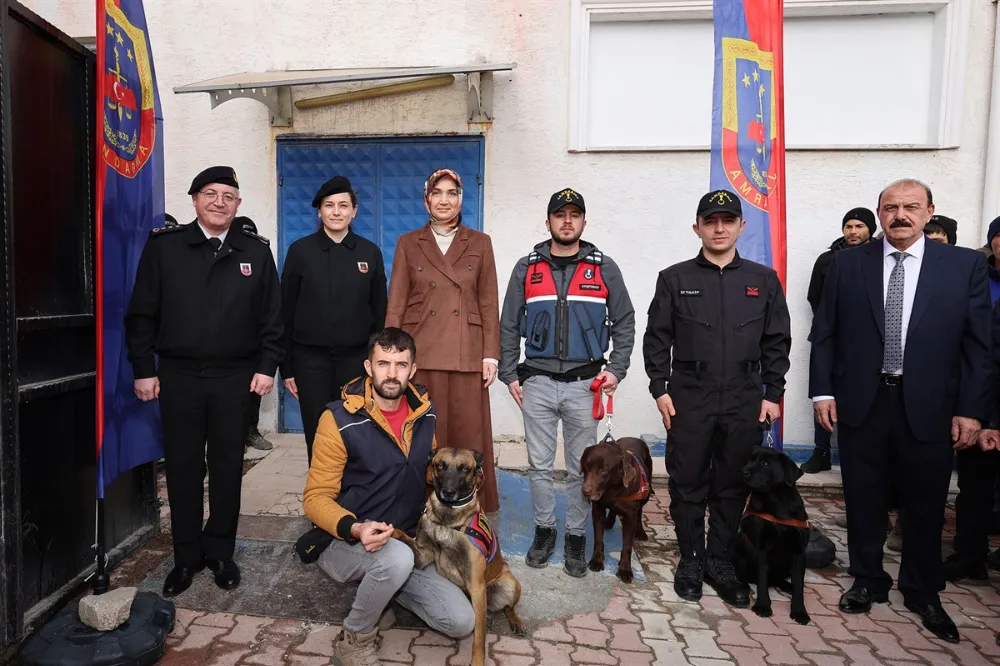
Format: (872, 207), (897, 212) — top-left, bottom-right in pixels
(982, 1), (1000, 233)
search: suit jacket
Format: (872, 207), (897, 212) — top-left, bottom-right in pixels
(385, 224), (501, 373)
(809, 239), (991, 442)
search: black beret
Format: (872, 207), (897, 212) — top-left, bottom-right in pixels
(312, 176), (355, 208)
(188, 166), (239, 195)
(234, 216), (257, 234)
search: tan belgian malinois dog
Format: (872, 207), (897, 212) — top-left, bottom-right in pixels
(394, 447), (525, 666)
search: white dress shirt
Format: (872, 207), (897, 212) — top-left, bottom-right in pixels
(812, 234), (925, 401)
(881, 233), (924, 373)
(198, 221), (229, 245)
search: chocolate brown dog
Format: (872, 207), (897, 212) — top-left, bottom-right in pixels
(393, 448), (524, 666)
(736, 446), (811, 625)
(580, 436), (654, 583)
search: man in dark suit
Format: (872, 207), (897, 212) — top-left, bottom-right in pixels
(810, 178), (991, 643)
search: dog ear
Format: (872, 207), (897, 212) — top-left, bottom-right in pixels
(473, 450), (484, 472)
(426, 449), (439, 467)
(621, 455), (638, 488)
(782, 453), (804, 487)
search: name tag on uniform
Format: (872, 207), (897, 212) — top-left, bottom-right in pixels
(240, 263), (252, 276)
(679, 289), (701, 297)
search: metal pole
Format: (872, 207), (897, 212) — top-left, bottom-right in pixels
(91, 498), (109, 594)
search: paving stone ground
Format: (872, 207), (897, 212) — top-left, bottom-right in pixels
(140, 434), (1000, 665)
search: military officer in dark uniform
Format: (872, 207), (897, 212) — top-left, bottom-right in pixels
(125, 166), (283, 597)
(280, 175), (387, 464)
(643, 189), (791, 608)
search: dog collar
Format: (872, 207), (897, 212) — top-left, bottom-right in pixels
(435, 489), (477, 508)
(743, 508), (810, 530)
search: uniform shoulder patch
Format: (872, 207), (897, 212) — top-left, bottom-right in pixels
(240, 228), (270, 246)
(149, 225), (185, 237)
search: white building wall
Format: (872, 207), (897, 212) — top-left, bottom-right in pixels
(23, 0), (998, 446)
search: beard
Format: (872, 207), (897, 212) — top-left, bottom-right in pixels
(550, 228), (583, 247)
(373, 377), (405, 400)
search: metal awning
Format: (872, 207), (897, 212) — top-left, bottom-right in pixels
(173, 63), (516, 126)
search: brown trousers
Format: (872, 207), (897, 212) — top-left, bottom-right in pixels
(415, 369), (499, 513)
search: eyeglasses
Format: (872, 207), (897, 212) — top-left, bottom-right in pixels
(200, 189), (238, 205)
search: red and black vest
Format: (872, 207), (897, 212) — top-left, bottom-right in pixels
(520, 250), (610, 362)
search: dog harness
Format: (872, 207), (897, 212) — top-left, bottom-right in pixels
(617, 450), (651, 501)
(454, 512), (499, 564)
(742, 508), (811, 529)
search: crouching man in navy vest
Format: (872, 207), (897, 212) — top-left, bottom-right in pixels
(498, 188), (636, 577)
(302, 327), (474, 666)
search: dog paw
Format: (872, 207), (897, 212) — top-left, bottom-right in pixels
(616, 568), (634, 584)
(636, 529), (649, 541)
(588, 558), (605, 573)
(752, 602), (773, 618)
(791, 609), (811, 625)
(510, 618), (527, 636)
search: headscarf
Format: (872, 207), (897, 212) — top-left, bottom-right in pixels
(424, 168), (463, 230)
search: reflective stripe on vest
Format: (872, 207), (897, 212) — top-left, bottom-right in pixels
(521, 252), (610, 362)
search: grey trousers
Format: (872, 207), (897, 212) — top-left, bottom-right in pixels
(318, 537), (475, 637)
(521, 375), (598, 536)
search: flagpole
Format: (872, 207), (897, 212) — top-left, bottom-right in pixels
(92, 0), (109, 596)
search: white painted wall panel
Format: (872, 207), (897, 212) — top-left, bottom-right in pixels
(586, 14), (937, 149)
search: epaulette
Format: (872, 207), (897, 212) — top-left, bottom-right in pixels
(149, 225), (185, 237)
(240, 228), (270, 246)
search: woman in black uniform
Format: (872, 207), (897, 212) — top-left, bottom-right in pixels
(280, 176), (387, 464)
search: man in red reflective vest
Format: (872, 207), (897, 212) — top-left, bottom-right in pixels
(499, 188), (636, 577)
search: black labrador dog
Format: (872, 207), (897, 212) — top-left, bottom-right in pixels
(735, 446), (811, 625)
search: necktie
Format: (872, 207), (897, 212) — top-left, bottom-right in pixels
(883, 251), (908, 374)
(208, 237), (222, 255)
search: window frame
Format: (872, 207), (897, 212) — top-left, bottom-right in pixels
(567, 0), (971, 152)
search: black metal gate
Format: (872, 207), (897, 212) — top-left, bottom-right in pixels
(0, 2), (157, 653)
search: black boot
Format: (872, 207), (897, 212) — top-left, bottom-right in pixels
(564, 534), (588, 578)
(800, 448), (831, 474)
(525, 526), (557, 568)
(674, 556), (705, 601)
(705, 555), (750, 608)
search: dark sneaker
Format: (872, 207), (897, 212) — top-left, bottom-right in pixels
(247, 428), (273, 451)
(943, 553), (989, 582)
(800, 448), (831, 474)
(674, 556), (705, 601)
(987, 548), (1000, 572)
(525, 526), (557, 568)
(705, 555), (750, 608)
(564, 534), (588, 578)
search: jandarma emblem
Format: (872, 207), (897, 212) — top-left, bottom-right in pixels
(709, 191), (734, 205)
(101, 0), (157, 178)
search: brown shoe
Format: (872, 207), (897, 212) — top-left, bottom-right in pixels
(332, 627), (381, 666)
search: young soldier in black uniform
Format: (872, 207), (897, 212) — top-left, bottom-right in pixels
(643, 189), (791, 608)
(125, 166), (283, 597)
(280, 176), (388, 464)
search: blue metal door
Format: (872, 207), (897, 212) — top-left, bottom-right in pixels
(276, 136), (485, 433)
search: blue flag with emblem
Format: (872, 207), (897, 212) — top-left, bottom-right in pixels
(710, 0), (787, 448)
(96, 0), (165, 497)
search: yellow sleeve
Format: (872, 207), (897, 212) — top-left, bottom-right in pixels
(302, 411), (357, 540)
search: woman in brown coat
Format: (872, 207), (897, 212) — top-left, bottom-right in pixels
(385, 168), (501, 514)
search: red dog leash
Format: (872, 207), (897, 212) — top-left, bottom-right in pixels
(590, 376), (614, 440)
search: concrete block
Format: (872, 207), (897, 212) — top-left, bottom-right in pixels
(78, 586), (137, 631)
